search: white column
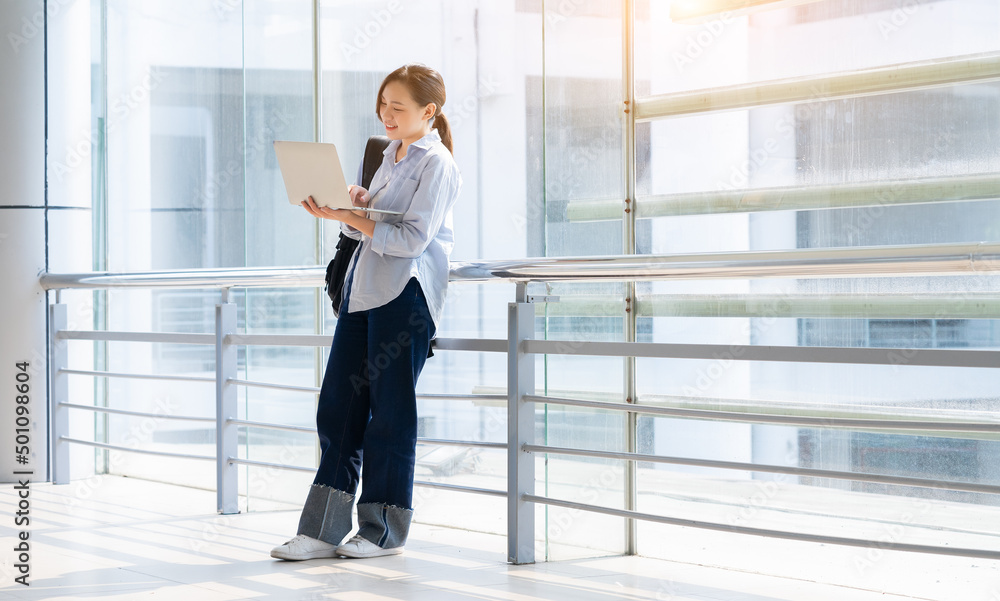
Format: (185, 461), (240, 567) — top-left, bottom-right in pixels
(0, 0), (48, 484)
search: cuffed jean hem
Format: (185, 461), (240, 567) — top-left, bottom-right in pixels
(296, 484), (355, 546)
(356, 502), (413, 549)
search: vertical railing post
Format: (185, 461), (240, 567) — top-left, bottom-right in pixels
(507, 282), (535, 564)
(622, 0), (639, 557)
(215, 291), (239, 514)
(49, 302), (69, 485)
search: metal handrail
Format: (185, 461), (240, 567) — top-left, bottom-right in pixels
(451, 242), (1000, 282)
(521, 494), (1000, 561)
(60, 368), (215, 384)
(523, 339), (1000, 368)
(37, 242), (1000, 289)
(60, 436), (215, 462)
(43, 243), (1000, 563)
(635, 51), (1000, 121)
(566, 173), (1000, 220)
(521, 395), (1000, 433)
(522, 443), (1000, 495)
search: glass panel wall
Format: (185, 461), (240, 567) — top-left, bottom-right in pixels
(632, 0), (1000, 566)
(55, 0), (1000, 566)
(103, 0), (251, 492)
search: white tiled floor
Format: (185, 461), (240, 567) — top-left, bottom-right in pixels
(0, 476), (997, 600)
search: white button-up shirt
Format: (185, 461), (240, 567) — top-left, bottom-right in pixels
(340, 128), (462, 339)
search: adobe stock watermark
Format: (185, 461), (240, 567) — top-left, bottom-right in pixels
(839, 125), (957, 244)
(681, 289), (795, 396)
(710, 84), (834, 197)
(545, 463), (622, 540)
(212, 0), (240, 21)
(877, 0), (927, 40)
(726, 453), (797, 528)
(348, 302), (435, 394)
(49, 68), (170, 183)
(673, 11), (736, 73)
(852, 492), (936, 576)
(875, 272), (993, 373)
(190, 436), (306, 554)
(655, 576), (682, 601)
(199, 108), (293, 205)
(448, 75), (503, 131)
(7, 0), (73, 54)
(59, 394), (181, 511)
(341, 1), (403, 62)
(512, 131), (618, 236)
(545, 0), (587, 26)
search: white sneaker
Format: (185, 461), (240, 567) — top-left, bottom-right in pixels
(335, 534), (404, 558)
(270, 534), (340, 560)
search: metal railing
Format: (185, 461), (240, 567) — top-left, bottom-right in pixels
(41, 242), (1000, 563)
(634, 51), (1000, 121)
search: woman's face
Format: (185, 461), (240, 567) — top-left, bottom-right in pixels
(379, 80), (435, 142)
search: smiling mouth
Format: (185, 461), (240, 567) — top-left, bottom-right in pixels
(385, 124), (398, 129)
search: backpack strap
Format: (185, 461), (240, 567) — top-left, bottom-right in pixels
(361, 135), (391, 189)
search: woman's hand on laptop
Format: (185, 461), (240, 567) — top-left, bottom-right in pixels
(301, 194), (376, 238)
(301, 195), (355, 222)
(300, 187), (369, 221)
(347, 185), (370, 217)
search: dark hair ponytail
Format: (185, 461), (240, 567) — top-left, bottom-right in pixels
(376, 63), (454, 155)
(431, 111), (453, 156)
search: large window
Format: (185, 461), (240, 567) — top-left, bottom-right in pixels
(59, 0), (1000, 566)
(630, 0), (1000, 564)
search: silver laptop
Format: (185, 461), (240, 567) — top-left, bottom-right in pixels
(273, 140), (403, 215)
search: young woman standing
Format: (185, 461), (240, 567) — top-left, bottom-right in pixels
(271, 63), (462, 560)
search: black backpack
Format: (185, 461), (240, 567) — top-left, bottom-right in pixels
(324, 135), (436, 359)
(326, 135), (390, 317)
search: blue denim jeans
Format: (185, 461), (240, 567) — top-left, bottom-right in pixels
(296, 274), (435, 549)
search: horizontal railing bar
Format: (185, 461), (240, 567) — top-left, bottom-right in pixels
(223, 420), (508, 448)
(536, 291), (1000, 319)
(228, 333), (331, 347)
(638, 394), (1000, 441)
(61, 437), (215, 461)
(566, 173), (1000, 221)
(522, 395), (1000, 433)
(417, 438), (507, 450)
(522, 494), (1000, 560)
(41, 266), (327, 290)
(228, 457), (314, 472)
(413, 480), (507, 498)
(230, 379), (320, 394)
(449, 242), (1000, 282)
(60, 402), (215, 423)
(634, 51), (1000, 121)
(231, 378), (506, 400)
(431, 338), (508, 353)
(224, 458), (508, 499)
(523, 339), (999, 368)
(40, 242), (1000, 288)
(60, 368), (215, 383)
(57, 330), (216, 344)
(226, 334), (496, 353)
(639, 292), (1000, 319)
(523, 444), (1000, 495)
(54, 330), (495, 358)
(469, 386), (1000, 438)
(417, 393), (509, 401)
(227, 419), (315, 433)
